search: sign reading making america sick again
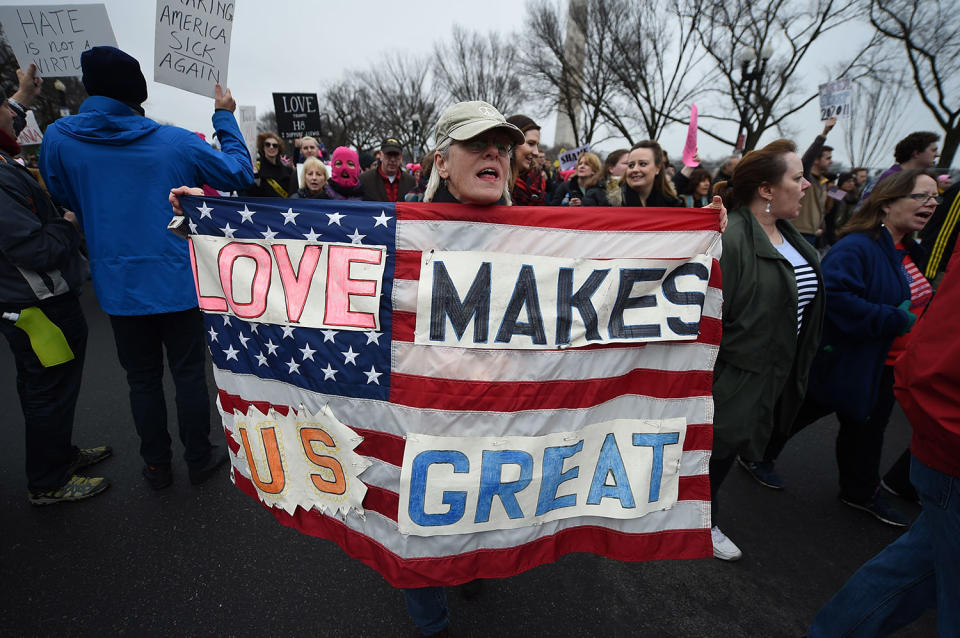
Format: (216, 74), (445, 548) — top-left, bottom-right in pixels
(182, 196), (721, 588)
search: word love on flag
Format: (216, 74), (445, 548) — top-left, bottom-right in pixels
(417, 251), (712, 349)
(398, 418), (687, 536)
(189, 234), (386, 331)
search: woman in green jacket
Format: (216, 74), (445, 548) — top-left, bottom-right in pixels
(708, 140), (826, 561)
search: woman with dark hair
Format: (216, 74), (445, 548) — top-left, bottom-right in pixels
(709, 139), (825, 561)
(505, 114), (544, 205)
(550, 152), (602, 206)
(679, 167), (713, 208)
(748, 169), (938, 528)
(584, 140), (682, 207)
(245, 132), (298, 198)
(583, 149), (628, 206)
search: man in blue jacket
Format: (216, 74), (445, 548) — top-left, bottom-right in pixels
(40, 47), (254, 490)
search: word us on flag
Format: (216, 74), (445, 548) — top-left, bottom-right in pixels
(181, 195), (722, 587)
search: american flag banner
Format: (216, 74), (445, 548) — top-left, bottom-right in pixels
(181, 195), (722, 588)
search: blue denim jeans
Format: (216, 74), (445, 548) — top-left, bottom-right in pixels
(403, 586), (449, 635)
(808, 457), (960, 637)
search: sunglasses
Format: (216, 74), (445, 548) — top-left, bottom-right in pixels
(458, 139), (514, 158)
(263, 141), (279, 148)
(906, 193), (942, 204)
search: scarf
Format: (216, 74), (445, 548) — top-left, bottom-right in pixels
(511, 169), (545, 206)
(0, 128), (22, 156)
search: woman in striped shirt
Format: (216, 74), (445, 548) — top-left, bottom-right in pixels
(762, 169), (938, 528)
(707, 140), (826, 561)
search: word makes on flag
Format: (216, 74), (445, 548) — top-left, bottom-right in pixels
(182, 195), (722, 587)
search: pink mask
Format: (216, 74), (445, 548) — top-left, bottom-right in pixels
(330, 147), (360, 188)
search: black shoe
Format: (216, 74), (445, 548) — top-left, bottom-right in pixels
(142, 463), (173, 490)
(736, 456), (785, 490)
(69, 445), (113, 474)
(188, 445), (229, 485)
(880, 478), (920, 505)
(839, 492), (910, 527)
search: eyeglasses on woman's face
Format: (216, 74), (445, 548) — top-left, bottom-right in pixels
(457, 138), (514, 158)
(906, 192), (942, 204)
(263, 141), (279, 149)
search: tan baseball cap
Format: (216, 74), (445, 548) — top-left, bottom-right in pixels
(434, 101), (525, 147)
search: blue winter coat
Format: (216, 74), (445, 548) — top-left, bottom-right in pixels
(805, 228), (919, 422)
(39, 97), (254, 315)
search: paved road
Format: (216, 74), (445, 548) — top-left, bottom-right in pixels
(1, 291), (936, 637)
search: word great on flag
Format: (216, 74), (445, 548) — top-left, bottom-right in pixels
(154, 0), (235, 97)
(0, 4), (117, 77)
(181, 195), (722, 588)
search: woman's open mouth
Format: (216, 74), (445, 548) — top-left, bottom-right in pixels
(477, 168), (499, 181)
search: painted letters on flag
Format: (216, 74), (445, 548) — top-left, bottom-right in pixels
(181, 196), (722, 588)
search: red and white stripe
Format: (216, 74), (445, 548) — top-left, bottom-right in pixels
(217, 203), (723, 587)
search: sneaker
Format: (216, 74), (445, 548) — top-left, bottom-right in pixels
(188, 445), (229, 485)
(880, 479), (920, 505)
(69, 445), (113, 473)
(839, 492), (910, 527)
(737, 456), (785, 490)
(142, 463), (173, 490)
(29, 474), (110, 505)
(711, 526), (742, 561)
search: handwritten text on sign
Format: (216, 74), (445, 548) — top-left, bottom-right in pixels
(398, 418), (687, 536)
(189, 235), (386, 331)
(154, 0), (235, 97)
(819, 79), (852, 121)
(415, 251), (711, 349)
(0, 4), (117, 77)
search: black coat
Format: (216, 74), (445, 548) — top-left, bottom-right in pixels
(549, 177), (591, 206)
(245, 157), (298, 198)
(358, 167), (416, 202)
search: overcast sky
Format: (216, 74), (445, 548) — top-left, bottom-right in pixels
(6, 0), (947, 168)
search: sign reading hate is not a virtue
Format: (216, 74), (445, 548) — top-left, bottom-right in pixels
(154, 0), (236, 97)
(0, 4), (117, 77)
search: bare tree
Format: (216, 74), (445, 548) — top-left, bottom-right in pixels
(683, 0), (864, 151)
(603, 0), (713, 142)
(521, 0), (617, 147)
(868, 0), (960, 167)
(433, 25), (528, 115)
(256, 110), (278, 135)
(839, 67), (907, 169)
(321, 80), (381, 153)
(357, 55), (444, 161)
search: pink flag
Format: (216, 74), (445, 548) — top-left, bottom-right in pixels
(682, 104), (699, 167)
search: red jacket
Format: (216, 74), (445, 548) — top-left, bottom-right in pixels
(895, 242), (960, 478)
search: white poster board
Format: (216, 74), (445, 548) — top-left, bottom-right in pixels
(154, 0), (236, 97)
(237, 104), (257, 164)
(0, 4), (117, 77)
(16, 111), (43, 146)
(819, 79), (853, 121)
(558, 144), (590, 171)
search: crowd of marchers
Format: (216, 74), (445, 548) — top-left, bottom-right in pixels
(2, 46), (958, 638)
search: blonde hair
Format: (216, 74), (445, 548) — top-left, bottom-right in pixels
(300, 157), (327, 190)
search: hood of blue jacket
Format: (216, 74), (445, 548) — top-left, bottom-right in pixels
(54, 96), (160, 145)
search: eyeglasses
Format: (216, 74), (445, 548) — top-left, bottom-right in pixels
(906, 193), (942, 204)
(263, 141), (279, 148)
(458, 139), (514, 158)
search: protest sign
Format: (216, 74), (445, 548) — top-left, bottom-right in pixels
(154, 0), (236, 97)
(819, 79), (853, 121)
(272, 92), (322, 143)
(181, 196), (720, 587)
(16, 111), (43, 146)
(682, 104), (699, 167)
(237, 104), (257, 163)
(558, 144), (590, 171)
(0, 4), (117, 77)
